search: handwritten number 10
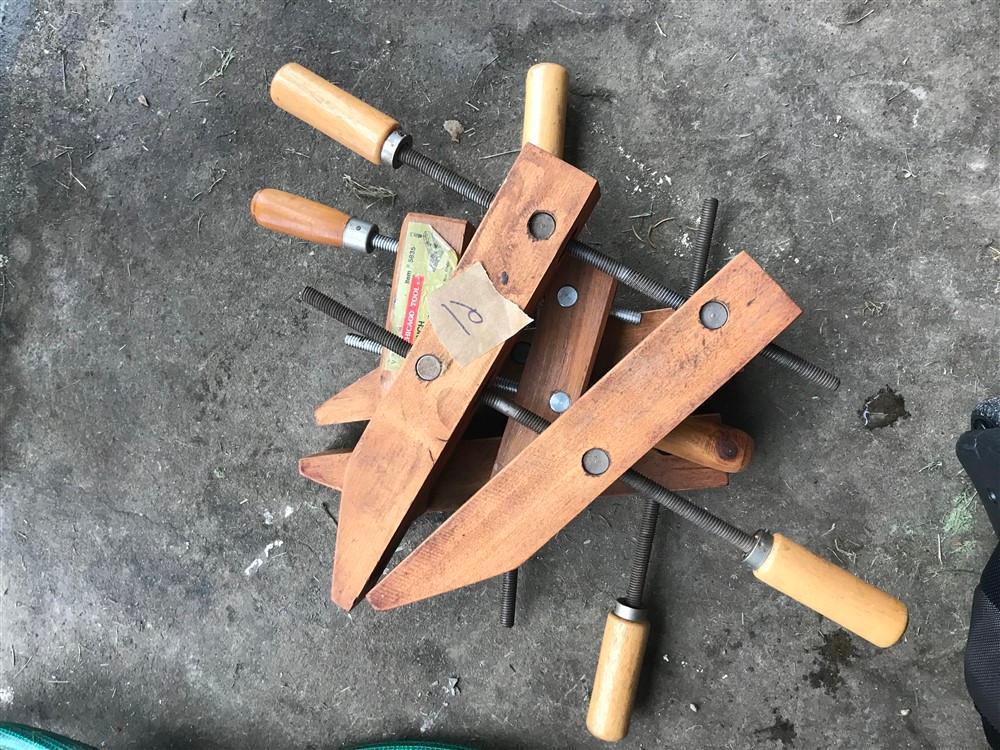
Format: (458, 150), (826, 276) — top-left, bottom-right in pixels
(441, 300), (484, 336)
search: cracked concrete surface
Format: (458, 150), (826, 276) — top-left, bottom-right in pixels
(1, 1), (998, 748)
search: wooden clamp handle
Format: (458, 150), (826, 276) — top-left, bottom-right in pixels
(752, 532), (908, 648)
(270, 63), (399, 164)
(656, 415), (753, 473)
(251, 189), (350, 246)
(522, 62), (569, 157)
(586, 608), (650, 742)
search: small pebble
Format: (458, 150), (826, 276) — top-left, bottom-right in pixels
(443, 119), (464, 143)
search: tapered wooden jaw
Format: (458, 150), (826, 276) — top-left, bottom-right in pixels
(329, 145), (601, 610)
(366, 252), (801, 611)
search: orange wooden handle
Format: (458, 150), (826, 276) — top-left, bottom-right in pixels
(522, 62), (569, 157)
(656, 415), (754, 473)
(251, 189), (350, 246)
(752, 532), (908, 648)
(586, 610), (649, 742)
(270, 63), (399, 164)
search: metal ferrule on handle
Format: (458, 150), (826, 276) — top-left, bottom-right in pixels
(380, 130), (412, 168)
(341, 217), (377, 253)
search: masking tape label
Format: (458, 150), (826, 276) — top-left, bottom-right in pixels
(427, 262), (533, 367)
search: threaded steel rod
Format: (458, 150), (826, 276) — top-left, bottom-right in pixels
(344, 333), (383, 355)
(303, 287), (756, 554)
(686, 198), (719, 297)
(624, 501), (660, 609)
(481, 388), (756, 553)
(623, 199), (720, 609)
(370, 233), (399, 254)
(499, 569), (518, 628)
(395, 146), (839, 391)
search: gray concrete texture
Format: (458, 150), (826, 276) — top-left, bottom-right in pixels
(1, 0), (998, 747)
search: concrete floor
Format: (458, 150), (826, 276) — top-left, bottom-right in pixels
(1, 1), (998, 747)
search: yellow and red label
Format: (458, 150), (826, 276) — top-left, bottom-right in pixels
(384, 222), (458, 371)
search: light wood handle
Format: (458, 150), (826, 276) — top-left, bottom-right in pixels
(586, 611), (649, 743)
(251, 189), (350, 246)
(656, 415), (754, 473)
(522, 63), (569, 157)
(270, 63), (399, 164)
(752, 532), (908, 648)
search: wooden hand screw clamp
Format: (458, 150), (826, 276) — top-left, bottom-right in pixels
(252, 58), (911, 744)
(299, 277), (908, 653)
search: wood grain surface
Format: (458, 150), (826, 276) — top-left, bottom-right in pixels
(367, 253), (800, 610)
(330, 145), (600, 609)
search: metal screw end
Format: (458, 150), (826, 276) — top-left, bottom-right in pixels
(609, 306), (642, 325)
(500, 570), (518, 628)
(556, 285), (578, 308)
(415, 353), (444, 381)
(549, 390), (571, 413)
(528, 211), (556, 240)
(582, 448), (611, 476)
(699, 300), (729, 330)
(344, 333), (383, 355)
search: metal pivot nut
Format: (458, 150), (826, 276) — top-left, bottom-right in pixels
(549, 390), (571, 413)
(699, 300), (729, 329)
(528, 211), (556, 240)
(556, 285), (578, 307)
(582, 448), (611, 476)
(415, 354), (444, 381)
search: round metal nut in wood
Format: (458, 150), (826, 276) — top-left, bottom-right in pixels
(415, 354), (444, 381)
(582, 448), (611, 475)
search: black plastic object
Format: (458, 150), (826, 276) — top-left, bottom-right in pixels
(972, 396), (1000, 431)
(958, 398), (1000, 535)
(959, 397), (1000, 747)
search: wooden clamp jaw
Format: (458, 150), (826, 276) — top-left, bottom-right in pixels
(329, 144), (600, 609)
(494, 63), (617, 477)
(300, 437), (728, 513)
(367, 252), (801, 610)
